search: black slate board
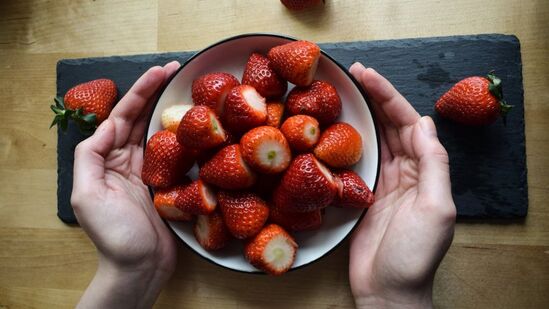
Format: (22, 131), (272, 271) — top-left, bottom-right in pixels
(56, 34), (527, 224)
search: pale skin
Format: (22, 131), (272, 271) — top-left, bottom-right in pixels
(71, 61), (455, 308)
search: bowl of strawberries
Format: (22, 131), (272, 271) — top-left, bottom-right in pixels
(143, 33), (380, 275)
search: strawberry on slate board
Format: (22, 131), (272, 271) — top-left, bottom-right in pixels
(267, 40), (320, 87)
(281, 0), (324, 10)
(242, 53), (287, 99)
(265, 101), (285, 128)
(142, 130), (195, 188)
(176, 105), (227, 150)
(50, 78), (117, 134)
(314, 122), (363, 168)
(223, 85), (268, 134)
(161, 104), (192, 133)
(192, 72), (240, 115)
(280, 114), (320, 152)
(332, 170), (375, 208)
(199, 144), (257, 190)
(244, 224), (297, 275)
(218, 191), (270, 239)
(194, 211), (231, 251)
(153, 184), (193, 221)
(240, 126), (292, 174)
(175, 179), (217, 215)
(435, 72), (512, 126)
(286, 80), (341, 125)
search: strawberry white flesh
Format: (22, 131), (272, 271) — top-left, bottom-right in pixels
(263, 235), (297, 272)
(156, 205), (191, 221)
(161, 104), (193, 133)
(315, 157), (335, 184)
(305, 56), (320, 86)
(257, 140), (291, 169)
(243, 87), (267, 112)
(304, 122), (319, 144)
(210, 114), (225, 139)
(201, 183), (217, 210)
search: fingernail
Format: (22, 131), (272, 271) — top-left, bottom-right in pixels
(419, 116), (437, 138)
(350, 62), (366, 73)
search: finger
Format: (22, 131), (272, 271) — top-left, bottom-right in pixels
(128, 61), (181, 145)
(110, 66), (166, 148)
(351, 63), (420, 129)
(72, 119), (115, 199)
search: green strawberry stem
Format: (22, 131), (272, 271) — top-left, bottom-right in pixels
(487, 72), (513, 125)
(50, 96), (97, 135)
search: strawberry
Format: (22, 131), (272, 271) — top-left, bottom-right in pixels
(154, 185), (193, 221)
(267, 40), (320, 87)
(435, 73), (512, 125)
(218, 191), (270, 239)
(175, 179), (217, 215)
(195, 130), (238, 167)
(281, 0), (324, 10)
(266, 101), (285, 128)
(142, 130), (195, 188)
(269, 203), (322, 232)
(242, 53), (287, 99)
(50, 78), (117, 134)
(333, 170), (375, 208)
(280, 115), (320, 152)
(194, 211), (231, 251)
(176, 105), (227, 150)
(285, 80), (341, 125)
(240, 126), (292, 174)
(199, 144), (257, 189)
(274, 153), (338, 212)
(192, 72), (240, 115)
(161, 104), (192, 133)
(223, 85), (267, 133)
(244, 224), (297, 275)
(314, 122), (362, 168)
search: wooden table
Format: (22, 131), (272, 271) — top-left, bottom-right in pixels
(1, 1), (548, 308)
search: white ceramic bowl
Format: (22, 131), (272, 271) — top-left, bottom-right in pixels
(145, 33), (380, 273)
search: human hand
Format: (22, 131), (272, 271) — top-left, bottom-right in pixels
(71, 61), (180, 309)
(348, 63), (456, 309)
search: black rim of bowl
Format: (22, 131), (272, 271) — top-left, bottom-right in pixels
(144, 32), (382, 275)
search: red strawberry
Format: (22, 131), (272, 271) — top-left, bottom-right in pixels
(223, 85), (267, 133)
(435, 73), (512, 125)
(267, 40), (320, 87)
(142, 130), (195, 188)
(314, 122), (362, 168)
(240, 126), (292, 174)
(194, 211), (231, 251)
(266, 101), (285, 128)
(218, 191), (270, 239)
(192, 72), (240, 115)
(175, 179), (217, 215)
(195, 130), (238, 167)
(333, 170), (375, 208)
(270, 204), (322, 232)
(244, 224), (297, 275)
(242, 53), (287, 99)
(50, 78), (117, 134)
(286, 80), (341, 125)
(154, 185), (193, 221)
(161, 104), (192, 133)
(176, 105), (227, 150)
(281, 0), (324, 10)
(199, 144), (257, 189)
(274, 153), (338, 212)
(280, 115), (320, 152)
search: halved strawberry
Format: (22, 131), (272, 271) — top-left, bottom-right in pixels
(175, 179), (217, 215)
(199, 144), (257, 189)
(242, 53), (287, 99)
(286, 80), (341, 125)
(223, 85), (267, 133)
(161, 104), (192, 133)
(267, 40), (320, 87)
(333, 170), (375, 208)
(280, 114), (320, 152)
(218, 191), (270, 239)
(142, 130), (195, 188)
(194, 211), (231, 251)
(274, 153), (338, 212)
(269, 203), (322, 232)
(192, 72), (240, 115)
(154, 184), (193, 221)
(266, 101), (285, 128)
(244, 224), (298, 275)
(240, 126), (291, 174)
(314, 122), (363, 168)
(176, 105), (227, 150)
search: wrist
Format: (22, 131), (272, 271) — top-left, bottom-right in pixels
(354, 286), (433, 309)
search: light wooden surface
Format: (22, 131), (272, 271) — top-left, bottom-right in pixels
(1, 0), (548, 308)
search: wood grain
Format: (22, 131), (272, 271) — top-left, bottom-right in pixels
(0, 0), (548, 308)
